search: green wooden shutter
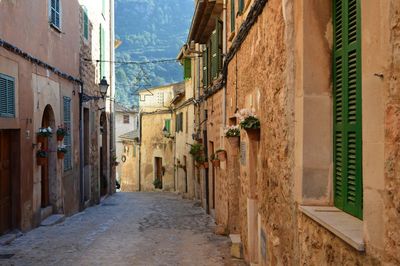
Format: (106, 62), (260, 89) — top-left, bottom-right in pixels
(211, 28), (218, 80)
(333, 0), (362, 219)
(100, 25), (105, 79)
(83, 7), (89, 39)
(184, 58), (191, 80)
(63, 97), (72, 171)
(217, 19), (223, 73)
(165, 119), (171, 133)
(230, 0), (235, 32)
(239, 0), (244, 14)
(202, 48), (208, 89)
(0, 74), (15, 118)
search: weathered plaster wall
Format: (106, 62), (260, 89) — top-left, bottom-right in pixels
(120, 142), (139, 192)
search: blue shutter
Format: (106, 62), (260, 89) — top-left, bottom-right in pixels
(0, 74), (15, 118)
(63, 97), (72, 171)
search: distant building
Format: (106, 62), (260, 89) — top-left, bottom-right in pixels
(136, 83), (184, 192)
(115, 103), (138, 190)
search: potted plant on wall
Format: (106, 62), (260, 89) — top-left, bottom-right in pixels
(56, 124), (69, 141)
(236, 108), (261, 141)
(153, 178), (162, 189)
(37, 127), (53, 144)
(216, 149), (227, 161)
(57, 145), (67, 159)
(210, 153), (220, 168)
(224, 125), (240, 147)
(36, 148), (48, 165)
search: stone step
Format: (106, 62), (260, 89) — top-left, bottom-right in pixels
(40, 214), (65, 227)
(0, 233), (16, 246)
(229, 234), (243, 259)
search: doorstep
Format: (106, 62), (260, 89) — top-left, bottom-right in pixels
(299, 206), (364, 251)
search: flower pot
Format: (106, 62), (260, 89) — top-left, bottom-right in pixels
(57, 152), (65, 159)
(37, 157), (46, 166)
(245, 128), (260, 141)
(203, 162), (209, 169)
(216, 150), (227, 161)
(57, 135), (65, 141)
(37, 135), (47, 144)
(227, 136), (240, 148)
(211, 159), (220, 168)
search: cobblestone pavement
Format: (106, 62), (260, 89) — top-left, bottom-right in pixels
(0, 192), (245, 266)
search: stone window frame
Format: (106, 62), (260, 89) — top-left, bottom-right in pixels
(123, 114), (130, 124)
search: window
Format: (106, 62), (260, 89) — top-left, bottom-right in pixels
(63, 97), (72, 171)
(175, 113), (183, 133)
(230, 0), (235, 32)
(157, 92), (164, 106)
(203, 20), (223, 88)
(99, 25), (105, 80)
(165, 119), (171, 133)
(0, 73), (15, 118)
(123, 114), (130, 124)
(49, 0), (61, 29)
(83, 7), (89, 40)
(333, 0), (362, 219)
(202, 47), (208, 89)
(184, 58), (191, 80)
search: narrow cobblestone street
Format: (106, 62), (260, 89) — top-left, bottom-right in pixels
(0, 193), (244, 266)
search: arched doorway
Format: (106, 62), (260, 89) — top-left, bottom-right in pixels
(100, 112), (108, 196)
(40, 105), (58, 213)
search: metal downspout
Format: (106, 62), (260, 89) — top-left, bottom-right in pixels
(222, 0), (227, 126)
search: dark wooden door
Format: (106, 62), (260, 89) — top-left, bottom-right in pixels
(0, 131), (12, 234)
(155, 157), (163, 188)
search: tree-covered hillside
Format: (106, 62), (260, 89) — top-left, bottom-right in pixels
(115, 0), (194, 107)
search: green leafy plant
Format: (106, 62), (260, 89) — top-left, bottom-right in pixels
(37, 127), (53, 137)
(57, 146), (67, 153)
(190, 143), (203, 156)
(224, 125), (240, 137)
(235, 108), (260, 129)
(56, 124), (69, 137)
(210, 153), (219, 161)
(153, 179), (162, 189)
(36, 149), (48, 158)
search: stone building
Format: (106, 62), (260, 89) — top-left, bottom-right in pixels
(136, 83), (184, 192)
(118, 130), (139, 192)
(78, 0), (115, 206)
(184, 0), (400, 265)
(172, 50), (198, 199)
(0, 0), (82, 234)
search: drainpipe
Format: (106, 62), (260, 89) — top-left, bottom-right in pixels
(222, 0), (227, 126)
(79, 83), (84, 211)
(138, 111), (142, 191)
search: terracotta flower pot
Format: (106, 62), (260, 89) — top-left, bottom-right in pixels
(216, 150), (227, 161)
(37, 157), (46, 166)
(57, 135), (64, 141)
(227, 136), (240, 147)
(246, 128), (260, 141)
(203, 162), (209, 169)
(37, 135), (47, 144)
(57, 152), (65, 159)
(211, 159), (220, 168)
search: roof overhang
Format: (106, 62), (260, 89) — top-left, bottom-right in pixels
(188, 0), (223, 44)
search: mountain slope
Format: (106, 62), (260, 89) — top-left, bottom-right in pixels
(115, 0), (194, 107)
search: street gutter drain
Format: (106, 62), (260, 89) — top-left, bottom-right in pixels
(0, 254), (15, 259)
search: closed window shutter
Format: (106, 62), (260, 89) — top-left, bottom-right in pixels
(217, 19), (223, 73)
(0, 74), (15, 118)
(230, 0), (235, 32)
(333, 0), (362, 219)
(165, 119), (171, 133)
(184, 58), (191, 79)
(63, 97), (72, 171)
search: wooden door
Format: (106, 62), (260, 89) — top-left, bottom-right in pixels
(0, 131), (12, 234)
(155, 157), (163, 189)
(41, 112), (50, 208)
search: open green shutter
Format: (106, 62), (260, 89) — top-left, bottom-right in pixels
(184, 58), (191, 79)
(230, 0), (235, 32)
(83, 8), (89, 39)
(100, 25), (105, 79)
(333, 0), (362, 219)
(202, 48), (208, 89)
(239, 0), (244, 14)
(217, 19), (223, 73)
(211, 28), (218, 80)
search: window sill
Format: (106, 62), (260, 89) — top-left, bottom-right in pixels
(50, 23), (62, 33)
(299, 206), (364, 251)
